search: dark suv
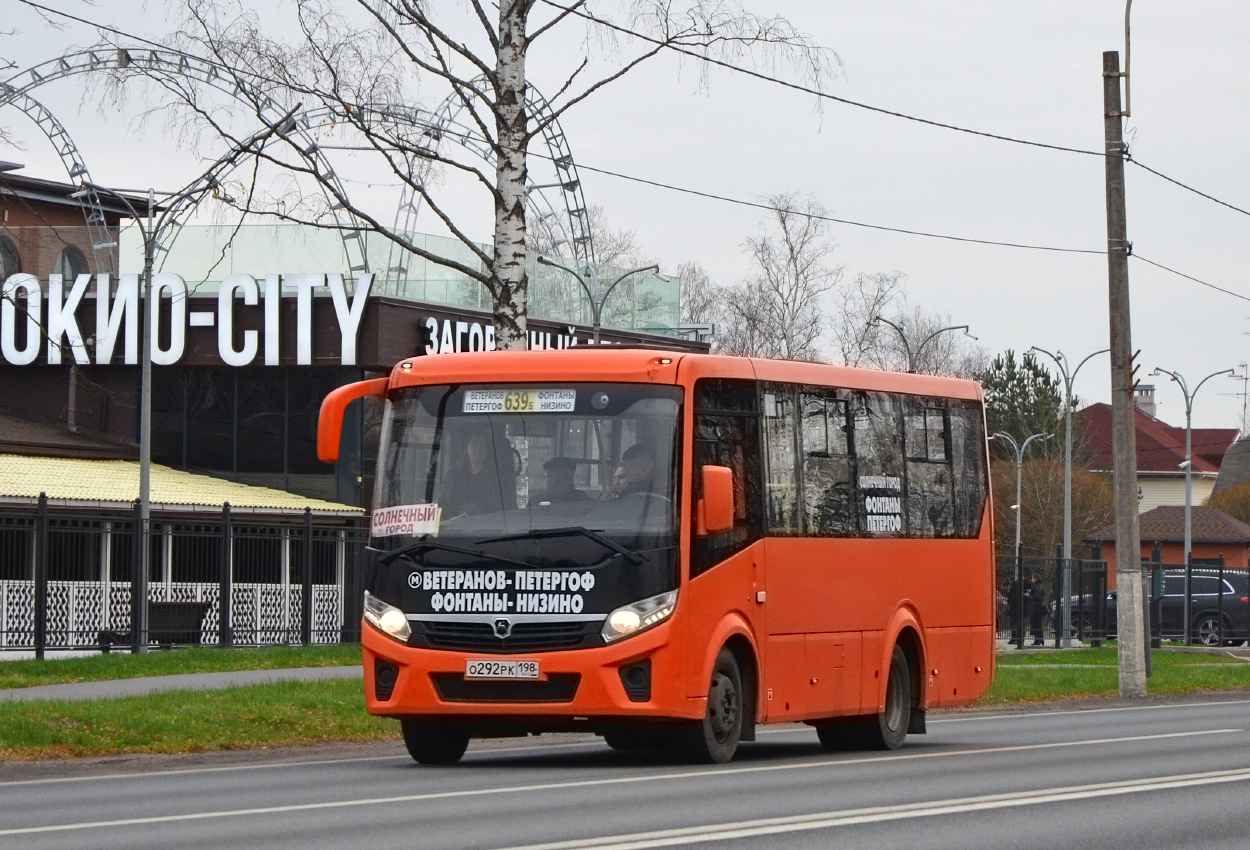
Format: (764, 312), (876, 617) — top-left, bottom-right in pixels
(1073, 570), (1250, 646)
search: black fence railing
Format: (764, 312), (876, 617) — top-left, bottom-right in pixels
(0, 500), (368, 655)
(996, 549), (1250, 648)
(996, 550), (1111, 647)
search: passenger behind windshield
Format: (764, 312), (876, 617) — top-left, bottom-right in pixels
(532, 456), (591, 506)
(444, 430), (518, 517)
(614, 442), (656, 496)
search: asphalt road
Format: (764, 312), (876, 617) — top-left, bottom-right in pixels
(2, 697), (1249, 850)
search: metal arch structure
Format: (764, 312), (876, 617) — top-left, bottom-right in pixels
(0, 88), (117, 274)
(0, 46), (371, 276)
(382, 78), (597, 289)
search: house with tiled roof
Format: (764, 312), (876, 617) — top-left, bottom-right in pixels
(1075, 391), (1238, 513)
(1084, 504), (1250, 573)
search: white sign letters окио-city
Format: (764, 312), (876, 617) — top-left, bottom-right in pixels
(0, 272), (373, 367)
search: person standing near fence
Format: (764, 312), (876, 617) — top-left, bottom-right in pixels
(1029, 574), (1047, 646)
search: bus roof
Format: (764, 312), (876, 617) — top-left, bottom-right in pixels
(386, 349), (983, 402)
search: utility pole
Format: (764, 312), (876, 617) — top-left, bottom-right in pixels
(1103, 50), (1146, 697)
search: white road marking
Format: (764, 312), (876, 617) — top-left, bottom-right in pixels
(928, 697), (1250, 723)
(0, 728), (1239, 837)
(0, 738), (608, 789)
(490, 768), (1250, 850)
(5, 695), (1245, 788)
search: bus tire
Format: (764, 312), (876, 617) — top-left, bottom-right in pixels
(401, 720), (470, 765)
(865, 645), (911, 751)
(679, 648), (743, 764)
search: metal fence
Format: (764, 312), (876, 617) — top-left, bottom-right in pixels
(996, 550), (1111, 647)
(996, 549), (1250, 648)
(0, 500), (368, 654)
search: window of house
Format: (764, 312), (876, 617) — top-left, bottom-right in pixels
(0, 236), (20, 280)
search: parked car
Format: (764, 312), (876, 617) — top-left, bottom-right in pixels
(1052, 570), (1249, 646)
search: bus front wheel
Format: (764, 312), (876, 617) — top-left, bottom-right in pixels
(401, 720), (470, 765)
(817, 645), (911, 752)
(679, 648), (743, 764)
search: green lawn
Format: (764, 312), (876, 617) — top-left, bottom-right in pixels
(978, 647), (1250, 704)
(0, 644), (362, 690)
(2, 646), (1248, 761)
(0, 678), (396, 761)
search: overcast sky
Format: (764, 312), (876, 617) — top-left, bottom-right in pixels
(3, 1), (1249, 430)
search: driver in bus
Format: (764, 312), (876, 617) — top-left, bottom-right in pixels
(446, 431), (517, 516)
(532, 456), (590, 505)
(614, 442), (656, 496)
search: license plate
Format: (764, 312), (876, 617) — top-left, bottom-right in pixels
(465, 659), (540, 679)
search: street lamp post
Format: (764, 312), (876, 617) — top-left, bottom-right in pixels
(994, 431), (1052, 648)
(76, 109), (297, 651)
(1150, 366), (1237, 644)
(871, 316), (976, 374)
(536, 256), (659, 344)
(1030, 347), (1109, 646)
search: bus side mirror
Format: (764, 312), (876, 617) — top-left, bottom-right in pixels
(318, 378), (390, 463)
(699, 465), (735, 535)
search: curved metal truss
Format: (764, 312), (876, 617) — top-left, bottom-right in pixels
(382, 78), (596, 291)
(0, 89), (117, 274)
(1, 46), (369, 274)
(2, 47), (597, 293)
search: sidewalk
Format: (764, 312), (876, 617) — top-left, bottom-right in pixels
(0, 665), (363, 703)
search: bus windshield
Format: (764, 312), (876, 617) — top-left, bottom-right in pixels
(374, 383), (682, 573)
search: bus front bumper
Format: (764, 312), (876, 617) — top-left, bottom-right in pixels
(360, 619), (703, 725)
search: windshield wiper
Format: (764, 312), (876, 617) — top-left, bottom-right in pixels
(373, 539), (532, 569)
(476, 526), (648, 565)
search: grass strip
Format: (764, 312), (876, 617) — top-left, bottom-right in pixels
(0, 645), (363, 690)
(979, 648), (1250, 704)
(0, 677), (396, 761)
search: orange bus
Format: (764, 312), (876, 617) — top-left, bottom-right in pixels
(319, 348), (995, 765)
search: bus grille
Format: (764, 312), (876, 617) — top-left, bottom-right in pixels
(431, 673), (581, 703)
(412, 620), (600, 653)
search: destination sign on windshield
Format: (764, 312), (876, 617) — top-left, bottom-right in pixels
(463, 388), (577, 413)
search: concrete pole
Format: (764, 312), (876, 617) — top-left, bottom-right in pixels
(1103, 50), (1146, 697)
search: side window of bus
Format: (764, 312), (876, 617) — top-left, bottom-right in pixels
(948, 403), (988, 537)
(853, 392), (905, 536)
(905, 401), (955, 537)
(801, 393), (856, 535)
(762, 388), (801, 535)
(692, 380), (763, 578)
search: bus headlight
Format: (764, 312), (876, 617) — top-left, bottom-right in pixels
(601, 590), (677, 643)
(363, 590), (411, 643)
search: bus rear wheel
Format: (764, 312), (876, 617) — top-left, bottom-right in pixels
(401, 720), (470, 765)
(817, 645), (911, 752)
(678, 648), (743, 764)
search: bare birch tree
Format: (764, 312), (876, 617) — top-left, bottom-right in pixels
(831, 271), (985, 377)
(115, 0), (830, 350)
(834, 270), (904, 368)
(716, 192), (841, 360)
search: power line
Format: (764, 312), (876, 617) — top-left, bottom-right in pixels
(545, 1), (1250, 224)
(22, 0), (1250, 226)
(540, 0), (1103, 158)
(1131, 159), (1250, 220)
(549, 155), (1105, 255)
(1132, 254), (1250, 304)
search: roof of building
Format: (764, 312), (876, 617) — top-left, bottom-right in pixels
(1076, 402), (1238, 475)
(1214, 434), (1250, 495)
(0, 411), (137, 461)
(1084, 504), (1250, 544)
(0, 169), (155, 219)
(0, 454), (362, 516)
